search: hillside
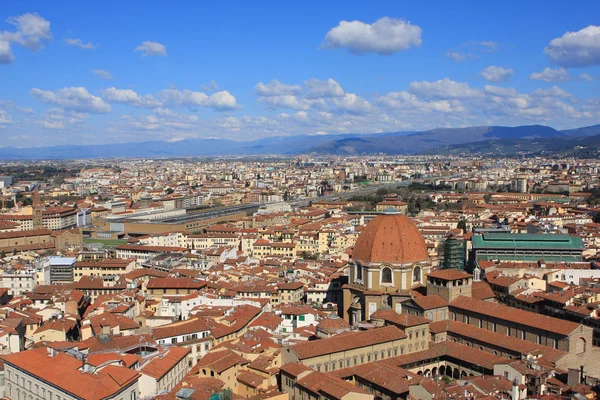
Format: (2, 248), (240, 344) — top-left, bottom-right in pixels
(308, 125), (563, 155)
(420, 133), (600, 158)
(0, 124), (596, 159)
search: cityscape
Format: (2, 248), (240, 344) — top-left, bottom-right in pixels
(2, 2), (600, 400)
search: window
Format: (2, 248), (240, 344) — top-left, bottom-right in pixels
(413, 266), (421, 283)
(354, 263), (362, 281)
(382, 267), (392, 284)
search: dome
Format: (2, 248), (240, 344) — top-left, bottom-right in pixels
(353, 212), (428, 264)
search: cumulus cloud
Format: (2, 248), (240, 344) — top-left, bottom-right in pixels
(579, 73), (594, 82)
(200, 80), (220, 93)
(159, 88), (239, 111)
(255, 78), (370, 114)
(0, 99), (33, 114)
(0, 109), (14, 126)
(254, 80), (302, 96)
(102, 88), (162, 108)
(545, 25), (600, 67)
(91, 69), (113, 80)
(408, 78), (481, 99)
(36, 108), (90, 130)
(135, 41), (167, 56)
(480, 66), (514, 82)
(322, 17), (422, 55)
(0, 40), (14, 64)
(0, 13), (52, 64)
(65, 37), (96, 49)
(332, 93), (372, 114)
(305, 78), (345, 98)
(529, 67), (571, 82)
(31, 87), (111, 113)
(446, 41), (499, 62)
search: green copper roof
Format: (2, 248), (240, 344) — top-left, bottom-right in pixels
(472, 233), (584, 250)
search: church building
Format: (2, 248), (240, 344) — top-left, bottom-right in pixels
(342, 210), (432, 324)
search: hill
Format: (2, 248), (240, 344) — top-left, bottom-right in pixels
(420, 133), (600, 158)
(307, 125), (563, 155)
(0, 124), (596, 159)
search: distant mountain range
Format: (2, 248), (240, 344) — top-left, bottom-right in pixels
(420, 125), (600, 157)
(1, 124), (599, 159)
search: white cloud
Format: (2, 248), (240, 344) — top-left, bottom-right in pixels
(159, 88), (239, 111)
(480, 66), (514, 82)
(65, 37), (96, 49)
(91, 69), (112, 80)
(480, 41), (499, 52)
(135, 41), (167, 56)
(483, 85), (518, 97)
(102, 88), (162, 108)
(545, 25), (600, 67)
(201, 80), (220, 93)
(31, 87), (111, 113)
(0, 99), (33, 114)
(0, 40), (15, 64)
(255, 78), (370, 113)
(0, 109), (14, 126)
(322, 17), (422, 55)
(36, 108), (89, 130)
(305, 78), (345, 98)
(446, 51), (471, 62)
(254, 80), (302, 96)
(446, 41), (498, 62)
(408, 78), (481, 99)
(529, 67), (571, 82)
(332, 93), (372, 114)
(0, 13), (52, 64)
(578, 73), (594, 82)
(258, 95), (309, 110)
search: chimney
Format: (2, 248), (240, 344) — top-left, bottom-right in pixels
(512, 377), (519, 400)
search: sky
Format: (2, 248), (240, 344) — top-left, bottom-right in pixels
(1, 0), (600, 147)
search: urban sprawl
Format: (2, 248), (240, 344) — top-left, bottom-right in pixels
(0, 155), (599, 400)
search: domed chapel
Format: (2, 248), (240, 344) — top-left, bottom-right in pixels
(342, 209), (432, 324)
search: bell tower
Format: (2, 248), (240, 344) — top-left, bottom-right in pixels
(32, 186), (43, 230)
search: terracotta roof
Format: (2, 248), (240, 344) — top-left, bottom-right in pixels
(1, 348), (140, 399)
(411, 294), (448, 310)
(429, 320), (566, 363)
(471, 281), (496, 300)
(289, 325), (406, 360)
(450, 296), (581, 336)
(141, 347), (191, 379)
(370, 309), (430, 327)
(153, 318), (211, 340)
(196, 349), (249, 373)
(353, 213), (428, 264)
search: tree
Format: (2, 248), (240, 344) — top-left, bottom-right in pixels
(457, 219), (467, 234)
(165, 188), (175, 195)
(483, 194), (492, 203)
(0, 251), (5, 259)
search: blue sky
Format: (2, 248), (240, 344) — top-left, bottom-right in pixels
(1, 0), (600, 147)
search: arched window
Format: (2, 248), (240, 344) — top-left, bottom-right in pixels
(355, 263), (363, 281)
(413, 266), (421, 283)
(382, 267), (392, 284)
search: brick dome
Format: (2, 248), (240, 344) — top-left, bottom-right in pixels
(353, 211), (428, 264)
